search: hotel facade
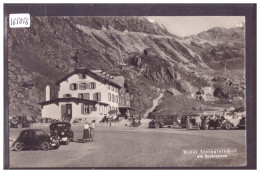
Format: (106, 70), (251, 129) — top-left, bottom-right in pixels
(39, 68), (133, 122)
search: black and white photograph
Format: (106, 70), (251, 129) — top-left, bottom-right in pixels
(4, 4), (256, 169)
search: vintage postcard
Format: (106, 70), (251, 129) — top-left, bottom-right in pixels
(4, 4), (256, 169)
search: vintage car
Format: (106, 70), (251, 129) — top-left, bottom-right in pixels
(9, 116), (34, 129)
(149, 115), (177, 128)
(50, 122), (74, 145)
(148, 119), (162, 128)
(180, 115), (198, 129)
(172, 115), (182, 127)
(222, 116), (246, 130)
(12, 129), (60, 151)
(186, 115), (199, 129)
(201, 115), (223, 130)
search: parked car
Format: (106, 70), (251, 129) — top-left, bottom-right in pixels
(222, 116), (246, 130)
(180, 115), (200, 129)
(49, 122), (74, 145)
(148, 119), (168, 128)
(172, 115), (182, 127)
(9, 116), (34, 129)
(12, 129), (60, 151)
(148, 119), (161, 128)
(185, 115), (199, 129)
(201, 115), (223, 130)
(149, 115), (177, 128)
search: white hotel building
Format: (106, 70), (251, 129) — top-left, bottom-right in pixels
(39, 68), (133, 122)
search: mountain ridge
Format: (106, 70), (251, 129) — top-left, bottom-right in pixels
(8, 16), (245, 119)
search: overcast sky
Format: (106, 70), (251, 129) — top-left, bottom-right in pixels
(146, 16), (245, 37)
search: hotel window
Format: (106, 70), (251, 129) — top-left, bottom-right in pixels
(108, 93), (111, 101)
(79, 73), (87, 79)
(70, 83), (78, 90)
(116, 96), (118, 103)
(108, 106), (111, 112)
(99, 105), (103, 115)
(63, 94), (72, 98)
(93, 92), (101, 101)
(112, 94), (115, 102)
(81, 104), (91, 115)
(83, 93), (90, 100)
(78, 93), (84, 99)
(79, 83), (86, 90)
(90, 82), (96, 89)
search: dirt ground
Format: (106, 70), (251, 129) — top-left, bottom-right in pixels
(8, 125), (246, 168)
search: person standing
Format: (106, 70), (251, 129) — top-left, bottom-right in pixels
(90, 120), (96, 142)
(196, 115), (202, 131)
(83, 121), (90, 143)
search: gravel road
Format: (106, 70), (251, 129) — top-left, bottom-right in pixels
(9, 125), (246, 168)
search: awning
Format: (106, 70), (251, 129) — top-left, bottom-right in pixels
(39, 97), (109, 106)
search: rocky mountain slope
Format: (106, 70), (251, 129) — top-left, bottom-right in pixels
(8, 16), (245, 119)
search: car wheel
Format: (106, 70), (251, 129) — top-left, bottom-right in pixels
(53, 141), (60, 149)
(225, 122), (233, 130)
(41, 142), (50, 151)
(65, 138), (70, 145)
(14, 142), (23, 151)
(17, 123), (22, 129)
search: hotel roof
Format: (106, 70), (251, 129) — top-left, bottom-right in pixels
(56, 68), (122, 88)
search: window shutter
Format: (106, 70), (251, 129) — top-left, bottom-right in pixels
(81, 104), (84, 114)
(98, 92), (101, 101)
(86, 83), (89, 89)
(93, 93), (96, 101)
(89, 105), (92, 114)
(69, 84), (73, 90)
